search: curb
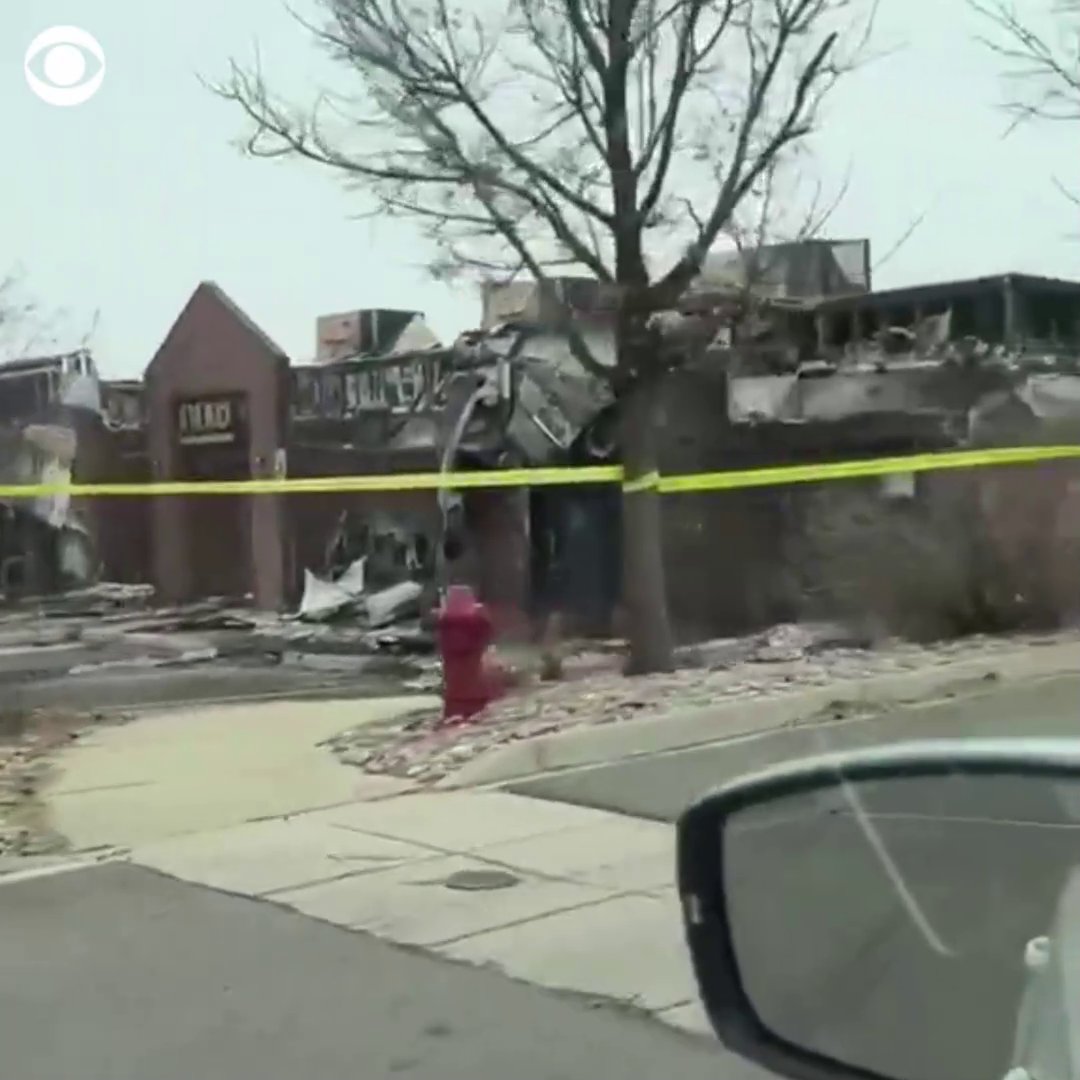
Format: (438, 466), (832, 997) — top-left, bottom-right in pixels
(0, 848), (128, 887)
(441, 641), (1080, 788)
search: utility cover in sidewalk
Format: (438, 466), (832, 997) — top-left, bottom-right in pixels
(442, 868), (520, 891)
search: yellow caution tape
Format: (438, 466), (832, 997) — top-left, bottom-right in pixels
(0, 466), (620, 498)
(622, 470), (661, 493)
(0, 444), (1078, 499)
(657, 444), (1080, 493)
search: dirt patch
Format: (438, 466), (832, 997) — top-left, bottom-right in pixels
(0, 709), (32, 741)
(0, 706), (131, 861)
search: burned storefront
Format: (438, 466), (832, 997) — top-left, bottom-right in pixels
(288, 307), (626, 638)
(0, 423), (87, 595)
(445, 324), (621, 636)
(288, 338), (447, 626)
(135, 283), (454, 621)
(467, 263), (1080, 641)
(0, 350), (109, 598)
(715, 272), (1080, 638)
(135, 282), (623, 633)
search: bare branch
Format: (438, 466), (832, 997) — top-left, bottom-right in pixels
(1051, 175), (1080, 238)
(215, 0), (870, 363)
(972, 1), (1080, 224)
(1053, 174), (1080, 207)
(637, 0), (739, 221)
(654, 10), (839, 306)
(799, 161), (853, 239)
(971, 0), (1080, 123)
(872, 206), (931, 273)
(0, 269), (64, 362)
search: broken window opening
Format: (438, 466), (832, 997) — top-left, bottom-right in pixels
(948, 295), (1001, 341)
(1024, 292), (1080, 346)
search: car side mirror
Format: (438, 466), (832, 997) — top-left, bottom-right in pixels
(676, 739), (1080, 1080)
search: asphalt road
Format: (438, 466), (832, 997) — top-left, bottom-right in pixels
(510, 673), (1080, 1080)
(724, 777), (1080, 1080)
(0, 864), (753, 1080)
(510, 672), (1080, 821)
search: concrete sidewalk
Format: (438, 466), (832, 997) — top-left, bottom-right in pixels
(40, 696), (435, 852)
(130, 789), (709, 1037)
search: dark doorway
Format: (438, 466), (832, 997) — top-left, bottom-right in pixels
(529, 486), (620, 637)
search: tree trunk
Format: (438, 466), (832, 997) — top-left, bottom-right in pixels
(618, 374), (675, 674)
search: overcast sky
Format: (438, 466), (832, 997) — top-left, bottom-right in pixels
(3, 0), (1076, 378)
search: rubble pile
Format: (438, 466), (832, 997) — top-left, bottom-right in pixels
(0, 573), (440, 703)
(327, 623), (1078, 785)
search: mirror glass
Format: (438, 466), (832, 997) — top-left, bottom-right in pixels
(722, 771), (1080, 1080)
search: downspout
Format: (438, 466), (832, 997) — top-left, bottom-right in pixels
(435, 337), (522, 602)
(435, 373), (501, 601)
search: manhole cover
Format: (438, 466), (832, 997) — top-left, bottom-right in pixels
(443, 868), (520, 892)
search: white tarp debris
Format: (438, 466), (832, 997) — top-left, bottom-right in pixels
(298, 571), (354, 622)
(19, 424), (78, 529)
(298, 557), (422, 627)
(365, 581), (423, 628)
(1017, 375), (1080, 421)
(335, 557), (366, 595)
(58, 527), (96, 584)
(298, 557), (367, 622)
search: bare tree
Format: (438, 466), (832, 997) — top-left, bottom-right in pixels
(214, 0), (874, 673)
(0, 269), (63, 362)
(972, 0), (1080, 123)
(973, 1), (1080, 220)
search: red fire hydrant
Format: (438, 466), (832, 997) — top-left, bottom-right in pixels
(436, 585), (500, 725)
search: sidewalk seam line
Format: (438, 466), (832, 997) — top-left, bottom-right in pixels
(258, 853), (448, 898)
(327, 818), (630, 868)
(425, 889), (645, 949)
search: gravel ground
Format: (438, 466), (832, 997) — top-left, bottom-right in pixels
(324, 624), (1080, 785)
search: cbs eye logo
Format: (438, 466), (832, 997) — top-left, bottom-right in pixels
(24, 26), (106, 107)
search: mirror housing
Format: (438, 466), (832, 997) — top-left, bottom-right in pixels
(676, 739), (1080, 1080)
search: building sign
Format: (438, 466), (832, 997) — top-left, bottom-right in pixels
(347, 360), (432, 413)
(176, 394), (246, 446)
(290, 357), (442, 421)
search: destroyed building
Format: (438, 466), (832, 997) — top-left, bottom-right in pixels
(134, 283), (486, 623)
(14, 257), (1080, 644)
(0, 349), (126, 598)
(455, 259), (1080, 639)
(462, 244), (878, 637)
(716, 270), (1080, 637)
(290, 303), (618, 634)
